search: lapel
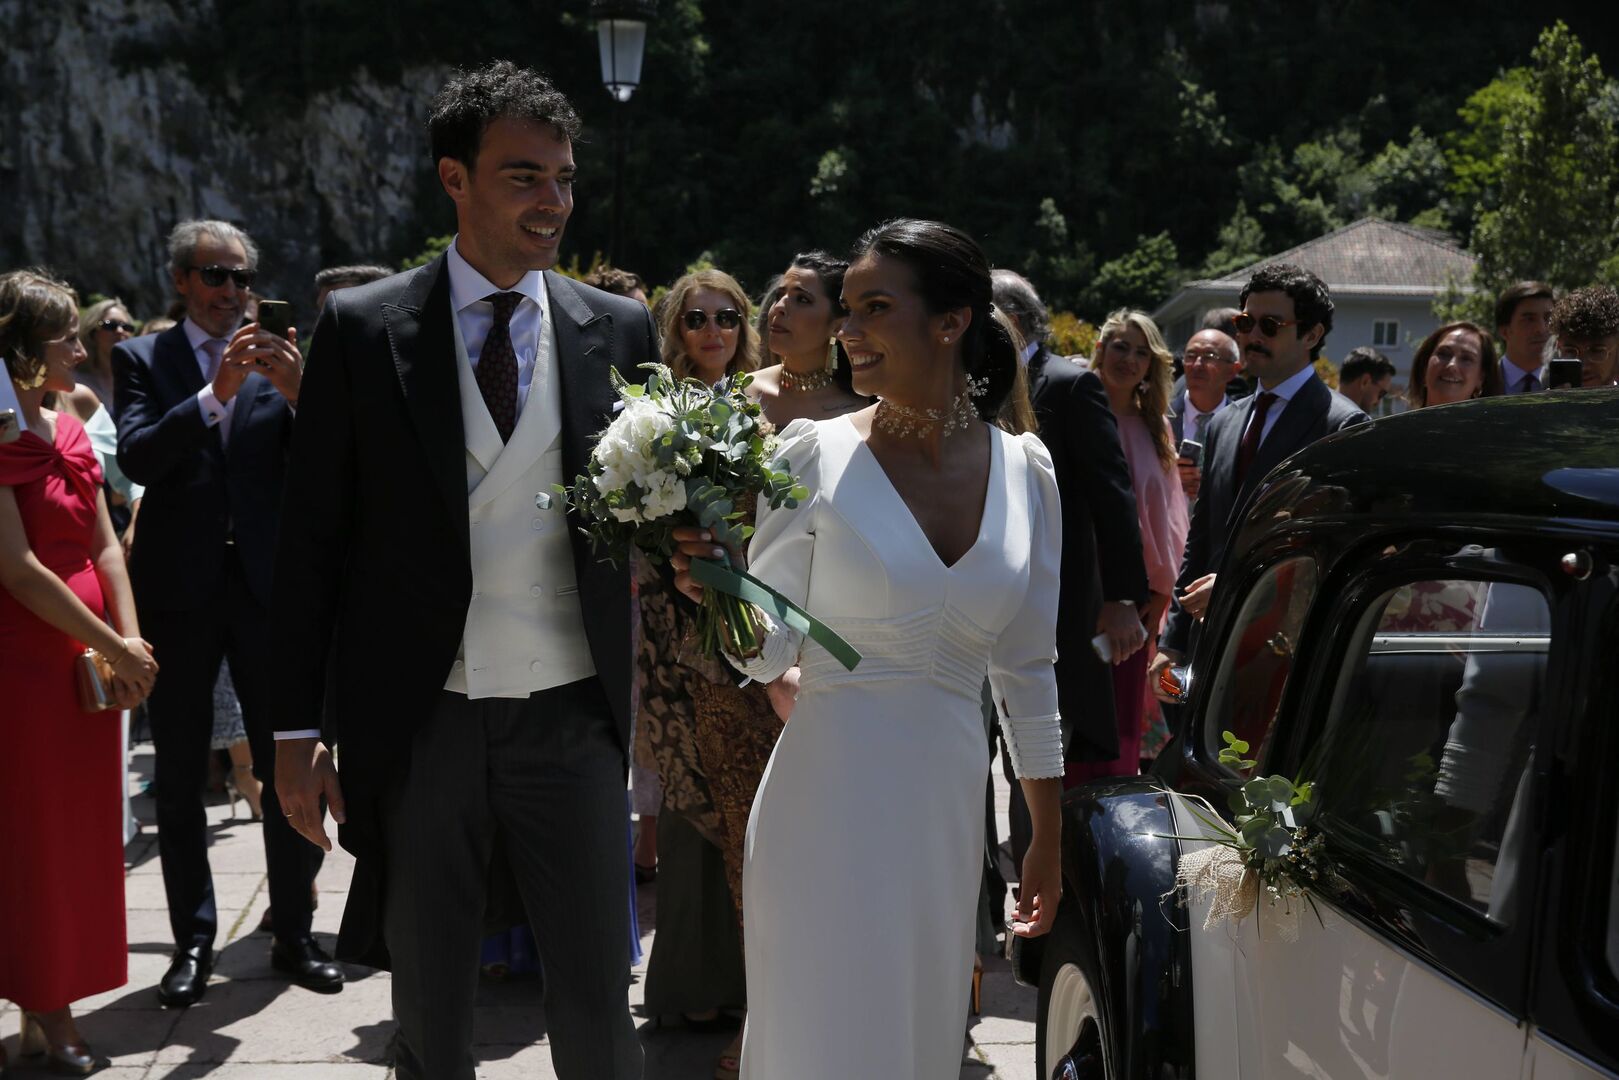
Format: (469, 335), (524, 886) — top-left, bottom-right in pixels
(451, 309), (505, 477)
(381, 257), (469, 549)
(1237, 374), (1328, 505)
(155, 325), (222, 458)
(467, 288), (563, 510)
(546, 271), (619, 486)
(1212, 393), (1252, 524)
(1169, 389), (1186, 442)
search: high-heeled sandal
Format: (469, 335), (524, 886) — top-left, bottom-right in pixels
(971, 953), (984, 1016)
(226, 763), (264, 821)
(20, 1012), (100, 1076)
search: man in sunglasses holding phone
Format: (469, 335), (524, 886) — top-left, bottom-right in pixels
(1150, 262), (1368, 700)
(112, 219), (341, 1006)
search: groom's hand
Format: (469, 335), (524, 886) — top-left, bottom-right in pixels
(275, 737), (346, 852)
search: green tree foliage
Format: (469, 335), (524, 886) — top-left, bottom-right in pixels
(1201, 201), (1267, 278)
(1468, 22), (1619, 302)
(1085, 232), (1181, 314)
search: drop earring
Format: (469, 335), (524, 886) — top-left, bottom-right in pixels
(825, 338), (838, 372)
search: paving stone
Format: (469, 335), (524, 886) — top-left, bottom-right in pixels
(153, 972), (394, 1065)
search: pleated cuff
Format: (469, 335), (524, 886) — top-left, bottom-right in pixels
(723, 610), (800, 686)
(1003, 712), (1065, 779)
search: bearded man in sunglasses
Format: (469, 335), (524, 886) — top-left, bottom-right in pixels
(112, 218), (342, 1006)
(1149, 262), (1368, 701)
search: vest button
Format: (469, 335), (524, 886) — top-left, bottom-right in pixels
(531, 517), (545, 531)
(530, 585), (544, 597)
(452, 660), (465, 671)
(529, 660), (544, 673)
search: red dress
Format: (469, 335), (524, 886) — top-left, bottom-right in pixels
(0, 413), (127, 1011)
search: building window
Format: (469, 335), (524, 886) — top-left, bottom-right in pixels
(1373, 320), (1400, 347)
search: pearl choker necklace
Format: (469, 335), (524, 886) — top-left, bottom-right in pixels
(780, 366), (835, 393)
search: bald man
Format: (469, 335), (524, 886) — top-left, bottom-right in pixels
(1169, 327), (1243, 500)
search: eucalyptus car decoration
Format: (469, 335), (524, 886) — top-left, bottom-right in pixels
(1158, 731), (1340, 939)
(557, 363), (860, 670)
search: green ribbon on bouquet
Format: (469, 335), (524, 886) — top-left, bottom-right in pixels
(688, 557), (862, 672)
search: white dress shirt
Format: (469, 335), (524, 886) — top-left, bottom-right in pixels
(446, 239), (547, 411)
(1501, 357), (1547, 394)
(1252, 364), (1319, 445)
(188, 318), (242, 446)
(1181, 393), (1228, 445)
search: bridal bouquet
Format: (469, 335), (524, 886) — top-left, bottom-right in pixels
(558, 364), (858, 669)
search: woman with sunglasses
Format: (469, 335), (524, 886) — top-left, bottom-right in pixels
(74, 298), (137, 412)
(638, 270), (759, 1038)
(659, 269), (762, 386)
(1088, 310), (1189, 775)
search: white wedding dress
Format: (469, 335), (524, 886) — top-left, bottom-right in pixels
(730, 415), (1066, 1079)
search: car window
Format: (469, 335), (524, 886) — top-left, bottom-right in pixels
(1311, 578), (1550, 925)
(1201, 556), (1319, 776)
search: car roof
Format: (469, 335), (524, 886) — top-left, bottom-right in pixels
(1235, 388), (1619, 554)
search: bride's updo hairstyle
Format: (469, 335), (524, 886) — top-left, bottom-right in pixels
(848, 219), (1032, 430)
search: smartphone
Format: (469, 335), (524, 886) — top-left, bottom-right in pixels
(1548, 357), (1582, 390)
(1178, 439), (1204, 468)
(0, 409), (19, 445)
(256, 300), (293, 340)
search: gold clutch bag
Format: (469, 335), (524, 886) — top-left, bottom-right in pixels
(76, 648), (119, 713)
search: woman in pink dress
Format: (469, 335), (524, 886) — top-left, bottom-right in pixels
(1074, 309), (1190, 781)
(0, 269), (157, 1075)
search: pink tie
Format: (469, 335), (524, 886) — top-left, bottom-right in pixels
(202, 338), (226, 383)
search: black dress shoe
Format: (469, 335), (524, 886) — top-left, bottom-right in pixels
(271, 935), (345, 993)
(157, 944), (214, 1008)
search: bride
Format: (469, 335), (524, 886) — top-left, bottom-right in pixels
(672, 219), (1064, 1078)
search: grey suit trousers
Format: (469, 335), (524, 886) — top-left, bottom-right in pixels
(383, 678), (641, 1080)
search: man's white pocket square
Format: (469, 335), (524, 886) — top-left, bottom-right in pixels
(611, 400), (626, 413)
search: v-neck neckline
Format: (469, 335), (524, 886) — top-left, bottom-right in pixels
(844, 414), (998, 572)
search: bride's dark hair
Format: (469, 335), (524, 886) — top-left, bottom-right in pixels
(848, 219), (1034, 432)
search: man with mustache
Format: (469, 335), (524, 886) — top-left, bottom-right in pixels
(113, 219), (341, 1005)
(1149, 263), (1367, 698)
(271, 62), (653, 1078)
(1495, 280), (1556, 393)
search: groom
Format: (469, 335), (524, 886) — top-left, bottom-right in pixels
(271, 62), (653, 1079)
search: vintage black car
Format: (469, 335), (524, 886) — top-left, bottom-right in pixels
(1016, 389), (1619, 1079)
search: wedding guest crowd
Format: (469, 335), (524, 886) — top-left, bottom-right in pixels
(7, 58), (1619, 1080)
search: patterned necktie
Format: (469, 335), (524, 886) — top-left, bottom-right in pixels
(201, 338), (226, 383)
(1524, 373), (1541, 393)
(1234, 391), (1280, 487)
(476, 292), (523, 442)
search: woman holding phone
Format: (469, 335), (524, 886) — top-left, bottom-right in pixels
(0, 269), (158, 1075)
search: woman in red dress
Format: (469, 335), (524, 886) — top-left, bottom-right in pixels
(0, 269), (157, 1074)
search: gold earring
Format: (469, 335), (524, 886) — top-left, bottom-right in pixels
(5, 353), (48, 391)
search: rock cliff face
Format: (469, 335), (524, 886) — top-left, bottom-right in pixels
(0, 0), (447, 323)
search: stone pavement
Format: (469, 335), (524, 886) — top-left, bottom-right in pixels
(0, 744), (1038, 1078)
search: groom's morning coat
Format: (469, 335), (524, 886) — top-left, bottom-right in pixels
(271, 256), (656, 967)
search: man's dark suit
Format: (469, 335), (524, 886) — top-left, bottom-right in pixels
(1024, 344), (1149, 762)
(1161, 373), (1368, 659)
(113, 324), (320, 950)
(270, 257), (653, 1078)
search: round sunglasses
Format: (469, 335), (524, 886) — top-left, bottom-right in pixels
(683, 308), (743, 331)
(1234, 311), (1301, 337)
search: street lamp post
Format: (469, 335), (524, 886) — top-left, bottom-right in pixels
(590, 0), (657, 265)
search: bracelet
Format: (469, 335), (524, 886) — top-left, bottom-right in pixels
(109, 638), (132, 670)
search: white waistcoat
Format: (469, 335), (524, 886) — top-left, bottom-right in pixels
(444, 300), (596, 698)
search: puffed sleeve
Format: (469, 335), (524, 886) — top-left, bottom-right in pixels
(990, 432), (1066, 779)
(724, 417), (820, 684)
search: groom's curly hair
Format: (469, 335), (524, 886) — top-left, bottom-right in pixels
(429, 60), (582, 170)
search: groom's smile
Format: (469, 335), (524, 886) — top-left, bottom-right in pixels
(438, 115), (576, 288)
